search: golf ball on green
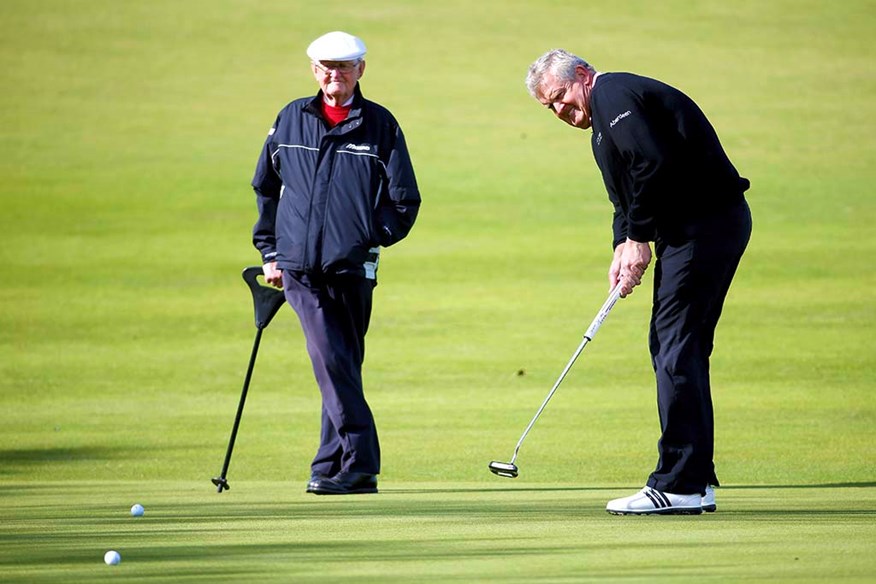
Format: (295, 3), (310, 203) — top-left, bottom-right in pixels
(131, 503), (144, 517)
(104, 550), (121, 565)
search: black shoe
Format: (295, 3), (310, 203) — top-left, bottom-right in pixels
(305, 472), (328, 493)
(310, 472), (378, 495)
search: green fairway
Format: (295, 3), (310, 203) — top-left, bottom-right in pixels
(1, 0), (874, 582)
(2, 482), (874, 583)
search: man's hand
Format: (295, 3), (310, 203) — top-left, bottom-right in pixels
(609, 239), (651, 297)
(262, 261), (283, 288)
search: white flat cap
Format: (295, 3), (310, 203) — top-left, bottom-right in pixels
(306, 31), (367, 62)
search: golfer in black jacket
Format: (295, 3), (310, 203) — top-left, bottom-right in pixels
(252, 31), (421, 495)
(526, 49), (751, 515)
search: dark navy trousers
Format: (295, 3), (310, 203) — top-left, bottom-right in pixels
(645, 200), (751, 495)
(282, 271), (380, 477)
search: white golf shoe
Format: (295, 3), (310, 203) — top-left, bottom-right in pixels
(606, 486), (703, 515)
(702, 485), (716, 512)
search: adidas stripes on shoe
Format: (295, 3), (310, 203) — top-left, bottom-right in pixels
(606, 486), (703, 515)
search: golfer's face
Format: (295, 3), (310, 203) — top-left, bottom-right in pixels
(312, 60), (364, 105)
(539, 70), (590, 130)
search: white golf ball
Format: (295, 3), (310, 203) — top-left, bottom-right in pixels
(131, 503), (145, 517)
(104, 550), (121, 565)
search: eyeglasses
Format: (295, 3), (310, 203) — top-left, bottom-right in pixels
(312, 60), (361, 74)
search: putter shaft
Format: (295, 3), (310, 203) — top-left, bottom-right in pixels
(501, 284), (623, 469)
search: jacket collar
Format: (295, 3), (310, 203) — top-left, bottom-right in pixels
(305, 83), (365, 128)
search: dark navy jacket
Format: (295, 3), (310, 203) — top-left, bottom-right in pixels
(590, 73), (749, 248)
(252, 84), (420, 279)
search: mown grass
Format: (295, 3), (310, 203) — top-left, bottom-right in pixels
(1, 0), (874, 581)
(1, 482), (874, 583)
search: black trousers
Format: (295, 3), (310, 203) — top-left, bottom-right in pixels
(646, 200), (751, 495)
(282, 271), (380, 476)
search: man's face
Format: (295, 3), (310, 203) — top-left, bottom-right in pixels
(537, 66), (591, 130)
(311, 60), (365, 104)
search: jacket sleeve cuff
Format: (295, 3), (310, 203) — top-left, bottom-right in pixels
(627, 223), (656, 243)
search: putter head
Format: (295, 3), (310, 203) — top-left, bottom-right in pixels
(211, 476), (230, 493)
(488, 461), (519, 478)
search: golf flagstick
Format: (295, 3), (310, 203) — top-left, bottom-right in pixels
(489, 282), (623, 478)
(212, 267), (287, 493)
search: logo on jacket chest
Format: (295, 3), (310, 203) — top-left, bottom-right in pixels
(610, 110), (631, 128)
(343, 142), (376, 154)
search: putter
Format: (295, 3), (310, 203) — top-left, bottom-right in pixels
(489, 283), (623, 478)
(212, 267), (287, 493)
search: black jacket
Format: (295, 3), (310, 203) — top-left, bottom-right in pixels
(252, 84), (420, 279)
(590, 73), (749, 248)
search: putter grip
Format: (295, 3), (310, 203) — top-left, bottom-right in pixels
(584, 284), (623, 340)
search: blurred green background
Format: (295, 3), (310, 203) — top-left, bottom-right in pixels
(1, 1), (873, 581)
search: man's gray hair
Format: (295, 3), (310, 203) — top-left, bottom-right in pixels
(525, 49), (596, 98)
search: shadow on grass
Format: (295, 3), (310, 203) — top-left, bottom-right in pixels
(0, 539), (584, 583)
(722, 482), (876, 489)
(384, 482), (876, 495)
(386, 485), (619, 494)
(0, 446), (145, 477)
(10, 484), (875, 529)
(724, 509), (876, 516)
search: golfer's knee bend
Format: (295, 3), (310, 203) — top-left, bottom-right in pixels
(653, 346), (708, 389)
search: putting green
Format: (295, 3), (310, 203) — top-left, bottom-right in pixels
(2, 481), (874, 582)
(1, 0), (873, 581)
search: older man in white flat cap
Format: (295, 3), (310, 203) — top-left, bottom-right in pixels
(251, 31), (421, 495)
